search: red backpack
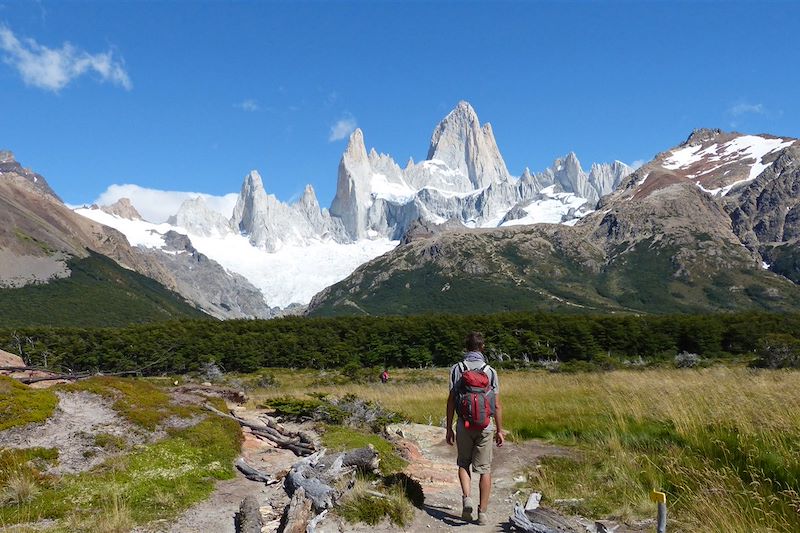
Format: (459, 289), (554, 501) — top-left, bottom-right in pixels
(456, 362), (496, 431)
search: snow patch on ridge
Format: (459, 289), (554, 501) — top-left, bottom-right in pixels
(75, 207), (397, 308)
(500, 186), (589, 227)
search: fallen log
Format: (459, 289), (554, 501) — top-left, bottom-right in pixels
(284, 446), (380, 512)
(234, 495), (263, 533)
(235, 458), (277, 484)
(204, 403), (316, 456)
(176, 384), (248, 404)
(510, 502), (581, 533)
(17, 372), (92, 384)
(281, 487), (314, 533)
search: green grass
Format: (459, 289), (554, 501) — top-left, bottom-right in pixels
(0, 379), (242, 530)
(0, 416), (242, 528)
(250, 366), (800, 532)
(0, 376), (58, 431)
(0, 251), (209, 327)
(338, 475), (414, 527)
(62, 377), (194, 430)
(321, 425), (407, 476)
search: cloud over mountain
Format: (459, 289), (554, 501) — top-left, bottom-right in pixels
(328, 115), (357, 142)
(92, 184), (237, 223)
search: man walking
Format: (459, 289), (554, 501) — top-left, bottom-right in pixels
(446, 331), (504, 525)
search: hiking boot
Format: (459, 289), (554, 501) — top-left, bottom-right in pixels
(461, 496), (474, 521)
(477, 510), (488, 525)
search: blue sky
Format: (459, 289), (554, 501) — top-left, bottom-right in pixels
(2, 1), (799, 220)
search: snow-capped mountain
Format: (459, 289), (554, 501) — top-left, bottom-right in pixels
(327, 101), (632, 240)
(75, 100), (631, 312)
(308, 128), (800, 317)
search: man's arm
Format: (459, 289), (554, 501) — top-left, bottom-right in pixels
(446, 389), (456, 445)
(494, 394), (504, 447)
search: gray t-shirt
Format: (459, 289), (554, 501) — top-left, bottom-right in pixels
(449, 355), (499, 432)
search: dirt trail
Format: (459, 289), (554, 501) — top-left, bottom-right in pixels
(153, 414), (640, 532)
(0, 391), (142, 474)
(340, 422), (580, 532)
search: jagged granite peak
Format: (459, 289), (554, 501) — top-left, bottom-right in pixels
(234, 170), (347, 249)
(100, 198), (143, 221)
(330, 128), (375, 239)
(588, 160), (633, 199)
(424, 100), (511, 190)
(169, 196), (233, 237)
(0, 149), (61, 200)
(531, 153), (632, 207)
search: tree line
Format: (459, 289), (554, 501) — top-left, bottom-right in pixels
(3, 312), (800, 374)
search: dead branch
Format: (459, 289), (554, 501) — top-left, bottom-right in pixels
(204, 403), (316, 456)
(235, 458), (278, 484)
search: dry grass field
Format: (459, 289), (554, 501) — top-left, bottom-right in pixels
(249, 367), (800, 532)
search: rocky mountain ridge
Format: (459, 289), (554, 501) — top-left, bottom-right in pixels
(308, 129), (800, 316)
(224, 101), (631, 249)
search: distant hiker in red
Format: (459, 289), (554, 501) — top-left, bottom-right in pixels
(380, 369), (389, 384)
(446, 331), (504, 525)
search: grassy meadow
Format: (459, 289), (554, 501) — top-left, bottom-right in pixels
(248, 366), (800, 532)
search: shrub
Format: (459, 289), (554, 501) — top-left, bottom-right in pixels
(338, 476), (413, 527)
(675, 351), (702, 368)
(1, 473), (39, 505)
(754, 334), (800, 369)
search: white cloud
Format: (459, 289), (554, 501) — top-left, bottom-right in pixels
(235, 99), (260, 112)
(328, 115), (357, 142)
(629, 159), (646, 170)
(0, 24), (131, 91)
(91, 184), (238, 223)
(728, 102), (766, 117)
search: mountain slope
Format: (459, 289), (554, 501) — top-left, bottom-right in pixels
(0, 151), (212, 325)
(0, 251), (208, 327)
(308, 130), (800, 316)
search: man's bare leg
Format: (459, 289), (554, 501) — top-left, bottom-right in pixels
(478, 472), (491, 511)
(458, 466), (471, 497)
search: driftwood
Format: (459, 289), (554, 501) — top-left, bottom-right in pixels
(235, 458), (277, 484)
(234, 495), (263, 533)
(284, 446), (380, 512)
(510, 502), (581, 533)
(204, 403), (316, 456)
(281, 487), (314, 533)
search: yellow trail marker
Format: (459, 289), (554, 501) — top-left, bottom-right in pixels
(651, 489), (667, 533)
(650, 489), (667, 504)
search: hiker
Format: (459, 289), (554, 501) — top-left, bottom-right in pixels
(380, 369), (389, 384)
(446, 331), (504, 525)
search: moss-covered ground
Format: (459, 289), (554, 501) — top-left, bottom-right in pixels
(0, 377), (242, 531)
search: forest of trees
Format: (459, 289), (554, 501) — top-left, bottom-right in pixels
(3, 312), (800, 374)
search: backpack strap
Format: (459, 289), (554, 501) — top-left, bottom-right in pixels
(459, 361), (468, 373)
(479, 364), (487, 372)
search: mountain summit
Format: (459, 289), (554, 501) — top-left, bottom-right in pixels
(425, 100), (511, 190)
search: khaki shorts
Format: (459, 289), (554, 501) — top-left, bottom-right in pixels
(455, 421), (493, 474)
